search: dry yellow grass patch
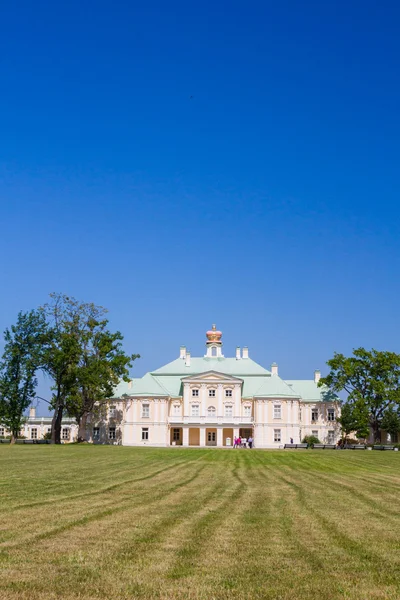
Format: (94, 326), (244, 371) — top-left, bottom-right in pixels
(0, 446), (399, 599)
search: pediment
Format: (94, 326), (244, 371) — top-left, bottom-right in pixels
(181, 370), (243, 384)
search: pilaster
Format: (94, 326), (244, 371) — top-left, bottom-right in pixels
(182, 427), (189, 446)
(217, 384), (223, 417)
(199, 427), (206, 447)
(183, 383), (190, 416)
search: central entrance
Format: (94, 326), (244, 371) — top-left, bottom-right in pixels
(206, 428), (217, 446)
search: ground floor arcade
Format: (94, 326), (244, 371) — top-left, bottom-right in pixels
(169, 426), (253, 447)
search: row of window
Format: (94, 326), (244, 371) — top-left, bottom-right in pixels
(311, 409), (335, 422)
(143, 403), (335, 421)
(27, 428), (70, 440)
(92, 427), (148, 441)
(192, 389), (233, 397)
(186, 405), (251, 417)
(273, 429), (335, 443)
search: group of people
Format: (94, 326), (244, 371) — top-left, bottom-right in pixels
(234, 435), (253, 449)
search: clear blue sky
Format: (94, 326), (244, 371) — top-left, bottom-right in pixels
(1, 1), (400, 412)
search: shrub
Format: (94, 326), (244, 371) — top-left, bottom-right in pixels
(302, 435), (320, 446)
(43, 431), (52, 440)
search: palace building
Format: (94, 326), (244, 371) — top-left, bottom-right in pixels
(95, 325), (340, 448)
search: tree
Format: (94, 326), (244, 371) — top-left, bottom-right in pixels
(0, 311), (49, 443)
(66, 319), (139, 442)
(336, 400), (370, 441)
(41, 294), (104, 444)
(320, 348), (400, 442)
(381, 406), (400, 442)
(41, 293), (139, 444)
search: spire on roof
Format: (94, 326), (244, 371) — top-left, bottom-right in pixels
(205, 324), (224, 357)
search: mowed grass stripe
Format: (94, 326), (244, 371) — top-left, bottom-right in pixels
(0, 458), (209, 549)
(0, 446), (399, 600)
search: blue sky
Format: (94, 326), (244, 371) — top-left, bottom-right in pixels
(1, 1), (400, 412)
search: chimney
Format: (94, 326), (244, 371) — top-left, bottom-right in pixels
(236, 347), (241, 360)
(314, 369), (321, 384)
(180, 346), (187, 359)
(29, 406), (36, 419)
(271, 362), (278, 376)
(242, 347), (249, 359)
(185, 351), (191, 367)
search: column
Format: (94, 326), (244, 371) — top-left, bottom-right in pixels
(234, 385), (241, 417)
(132, 400), (138, 422)
(183, 427), (189, 447)
(200, 384), (206, 417)
(217, 427), (223, 447)
(159, 399), (166, 423)
(199, 427), (206, 447)
(183, 384), (190, 416)
(217, 384), (223, 417)
(154, 399), (159, 423)
(133, 400), (140, 445)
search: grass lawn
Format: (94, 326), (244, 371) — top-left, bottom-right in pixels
(0, 447), (399, 600)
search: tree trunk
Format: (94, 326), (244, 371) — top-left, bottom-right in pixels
(372, 420), (381, 443)
(10, 432), (16, 445)
(51, 403), (63, 444)
(77, 413), (88, 442)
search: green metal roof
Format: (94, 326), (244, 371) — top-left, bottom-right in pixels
(111, 358), (335, 403)
(285, 381), (338, 403)
(152, 356), (270, 376)
(243, 376), (300, 399)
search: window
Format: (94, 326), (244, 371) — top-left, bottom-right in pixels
(299, 408), (302, 421)
(93, 427), (100, 441)
(312, 430), (318, 438)
(192, 389), (199, 397)
(142, 403), (150, 418)
(244, 405), (251, 417)
(207, 406), (216, 417)
(225, 389), (232, 397)
(109, 405), (116, 418)
(109, 427), (116, 440)
(62, 428), (70, 440)
(208, 431), (216, 442)
(142, 427), (149, 441)
(211, 347), (217, 357)
(31, 428), (37, 440)
(273, 404), (282, 419)
(173, 404), (180, 416)
(311, 409), (318, 422)
(191, 404), (199, 417)
(327, 409), (335, 422)
(209, 389), (216, 397)
(173, 428), (180, 441)
(0, 427), (4, 438)
(328, 430), (335, 443)
(274, 429), (281, 443)
(225, 405), (233, 418)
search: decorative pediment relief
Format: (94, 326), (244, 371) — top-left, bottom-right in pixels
(181, 370), (243, 384)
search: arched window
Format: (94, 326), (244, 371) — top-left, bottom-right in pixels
(211, 346), (217, 357)
(207, 406), (216, 417)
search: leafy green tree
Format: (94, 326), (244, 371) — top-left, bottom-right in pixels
(381, 406), (400, 442)
(41, 293), (139, 444)
(0, 311), (49, 443)
(41, 294), (104, 444)
(336, 400), (370, 441)
(66, 319), (139, 442)
(320, 348), (400, 442)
